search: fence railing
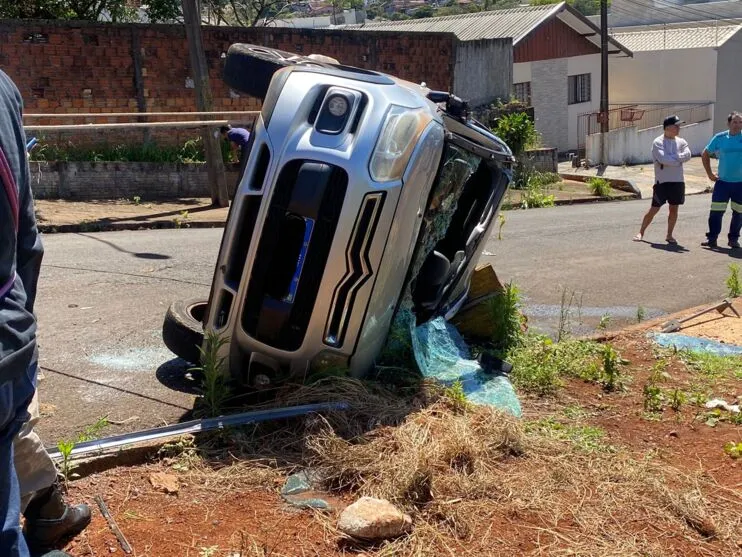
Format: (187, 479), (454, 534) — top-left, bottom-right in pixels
(576, 103), (713, 153)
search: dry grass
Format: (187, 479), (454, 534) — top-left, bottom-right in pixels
(156, 379), (741, 556)
(303, 397), (742, 556)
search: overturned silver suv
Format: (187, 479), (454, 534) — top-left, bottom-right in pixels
(163, 44), (514, 388)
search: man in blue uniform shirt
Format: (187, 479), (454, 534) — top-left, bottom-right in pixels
(701, 112), (742, 249)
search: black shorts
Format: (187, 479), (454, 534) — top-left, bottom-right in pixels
(651, 181), (685, 207)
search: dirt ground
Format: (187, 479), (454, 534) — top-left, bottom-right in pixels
(57, 303), (742, 557)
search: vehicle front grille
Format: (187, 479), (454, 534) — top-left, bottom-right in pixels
(241, 160), (348, 351)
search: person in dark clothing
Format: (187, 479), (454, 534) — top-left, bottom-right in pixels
(0, 69), (72, 557)
(220, 124), (251, 166)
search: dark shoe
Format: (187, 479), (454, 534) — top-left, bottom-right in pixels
(23, 481), (92, 551)
(701, 239), (718, 248)
(729, 240), (741, 249)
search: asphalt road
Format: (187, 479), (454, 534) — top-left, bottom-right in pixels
(34, 193), (734, 442)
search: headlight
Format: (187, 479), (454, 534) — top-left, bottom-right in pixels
(369, 105), (430, 182)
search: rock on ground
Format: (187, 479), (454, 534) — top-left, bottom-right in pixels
(337, 497), (412, 540)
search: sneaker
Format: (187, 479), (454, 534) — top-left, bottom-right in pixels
(729, 240), (741, 249)
(701, 239), (718, 248)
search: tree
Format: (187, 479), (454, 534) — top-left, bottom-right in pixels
(0, 0), (182, 22)
(201, 0), (293, 26)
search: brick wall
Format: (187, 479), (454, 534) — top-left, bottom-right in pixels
(29, 161), (241, 199)
(0, 20), (455, 137)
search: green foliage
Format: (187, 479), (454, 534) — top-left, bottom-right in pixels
(191, 330), (231, 418)
(507, 335), (602, 395)
(726, 263), (741, 298)
(56, 440), (75, 484)
(599, 344), (627, 392)
(497, 212), (506, 240)
(597, 313), (611, 331)
(443, 380), (471, 414)
(636, 305), (646, 323)
(0, 0), (181, 22)
(680, 351), (742, 380)
(77, 417), (110, 443)
(669, 388), (686, 412)
(643, 383), (664, 413)
(588, 177), (613, 197)
(492, 112), (539, 157)
(520, 182), (555, 209)
(724, 441), (742, 459)
(30, 139), (209, 164)
(489, 281), (524, 352)
(528, 172), (561, 188)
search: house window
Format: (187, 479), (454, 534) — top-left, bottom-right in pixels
(513, 82), (531, 105)
(568, 73), (591, 105)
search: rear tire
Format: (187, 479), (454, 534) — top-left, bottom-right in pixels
(223, 44), (327, 99)
(162, 299), (207, 365)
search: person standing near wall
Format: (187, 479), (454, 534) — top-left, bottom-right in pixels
(633, 115), (692, 244)
(701, 112), (742, 249)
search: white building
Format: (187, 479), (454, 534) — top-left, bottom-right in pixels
(610, 21), (742, 131)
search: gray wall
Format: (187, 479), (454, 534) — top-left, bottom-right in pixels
(453, 38), (513, 107)
(716, 32), (742, 132)
(531, 58), (569, 153)
(29, 161), (240, 200)
(605, 0), (742, 27)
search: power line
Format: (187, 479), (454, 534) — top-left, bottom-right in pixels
(617, 0), (742, 28)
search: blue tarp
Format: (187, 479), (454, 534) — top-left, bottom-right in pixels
(649, 332), (742, 356)
(411, 317), (522, 417)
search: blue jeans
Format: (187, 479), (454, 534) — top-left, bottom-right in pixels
(0, 362), (36, 557)
(707, 180), (742, 242)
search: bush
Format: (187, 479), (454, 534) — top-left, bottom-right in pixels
(588, 177), (613, 197)
(492, 112), (540, 157)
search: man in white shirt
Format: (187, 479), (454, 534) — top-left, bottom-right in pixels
(633, 115), (692, 244)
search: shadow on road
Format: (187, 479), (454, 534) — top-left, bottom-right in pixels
(78, 233), (172, 260)
(155, 358), (203, 396)
(701, 245), (742, 259)
(648, 242), (690, 253)
(42, 365), (192, 411)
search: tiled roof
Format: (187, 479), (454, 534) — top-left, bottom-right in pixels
(611, 22), (742, 51)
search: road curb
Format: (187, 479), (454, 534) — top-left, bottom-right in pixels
(38, 220), (227, 234)
(559, 173), (642, 198)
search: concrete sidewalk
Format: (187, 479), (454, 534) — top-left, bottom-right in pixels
(559, 156), (713, 199)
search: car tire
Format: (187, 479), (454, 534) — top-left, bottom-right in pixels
(162, 299), (207, 365)
(223, 44), (327, 99)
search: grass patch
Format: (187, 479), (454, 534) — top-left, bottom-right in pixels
(506, 335), (603, 395)
(526, 417), (613, 453)
(679, 351), (742, 380)
(726, 263), (741, 298)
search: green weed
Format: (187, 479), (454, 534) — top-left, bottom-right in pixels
(77, 416), (110, 442)
(636, 305), (646, 323)
(599, 344), (627, 392)
(557, 287), (583, 342)
(132, 195), (141, 205)
(57, 440), (75, 485)
(643, 383), (664, 413)
(724, 441), (742, 459)
(726, 263), (741, 297)
(497, 212), (506, 240)
(489, 281), (524, 352)
(597, 313), (611, 330)
(587, 177), (613, 197)
(680, 351), (742, 380)
(191, 329), (231, 418)
(443, 380), (470, 414)
(669, 388), (686, 412)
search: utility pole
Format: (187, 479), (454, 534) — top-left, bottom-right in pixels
(181, 0), (229, 207)
(599, 0), (609, 167)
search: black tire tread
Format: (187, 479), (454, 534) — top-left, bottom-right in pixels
(162, 299), (207, 365)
